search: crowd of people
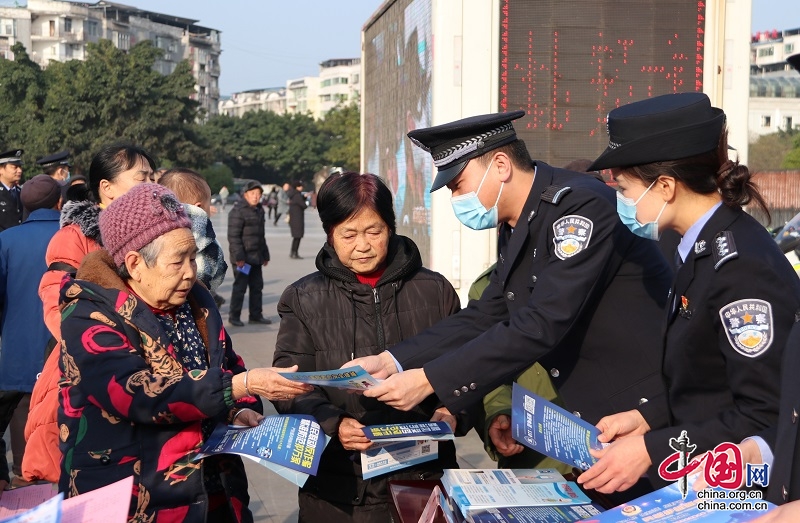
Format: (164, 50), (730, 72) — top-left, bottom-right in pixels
(0, 90), (796, 522)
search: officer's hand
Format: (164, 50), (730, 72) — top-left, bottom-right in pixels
(431, 407), (457, 433)
(488, 414), (523, 457)
(362, 369), (434, 411)
(236, 260), (245, 269)
(750, 500), (800, 522)
(596, 410), (651, 443)
(344, 352), (398, 380)
(338, 417), (372, 451)
(577, 435), (651, 494)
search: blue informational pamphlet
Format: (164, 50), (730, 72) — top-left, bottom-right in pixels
(511, 383), (603, 470)
(468, 503), (604, 523)
(361, 439), (438, 479)
(362, 421), (454, 442)
(279, 365), (381, 390)
(580, 482), (775, 522)
(197, 415), (329, 487)
(0, 493), (62, 523)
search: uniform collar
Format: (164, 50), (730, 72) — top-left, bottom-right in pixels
(677, 201), (722, 262)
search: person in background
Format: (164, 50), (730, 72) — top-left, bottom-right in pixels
(265, 186), (279, 222)
(274, 181), (290, 226)
(219, 184), (230, 211)
(0, 175), (62, 489)
(61, 175), (90, 205)
(0, 149), (24, 232)
(288, 180), (306, 259)
(36, 150), (71, 183)
(159, 168), (228, 308)
(150, 167), (168, 184)
(577, 92), (800, 494)
(23, 143), (156, 485)
(273, 172), (462, 523)
(58, 183), (310, 521)
(228, 180), (271, 326)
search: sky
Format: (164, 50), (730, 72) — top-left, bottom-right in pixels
(107, 0), (799, 96)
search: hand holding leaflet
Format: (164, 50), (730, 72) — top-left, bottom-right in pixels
(279, 365), (381, 390)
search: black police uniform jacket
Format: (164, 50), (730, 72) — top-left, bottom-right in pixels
(0, 184), (22, 232)
(272, 235), (462, 511)
(638, 203), (800, 487)
(763, 319), (800, 505)
(391, 161), (672, 424)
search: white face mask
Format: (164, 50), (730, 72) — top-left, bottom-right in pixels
(450, 159), (503, 230)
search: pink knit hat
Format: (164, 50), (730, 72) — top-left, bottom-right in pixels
(99, 183), (192, 267)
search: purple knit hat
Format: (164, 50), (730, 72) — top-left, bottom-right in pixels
(99, 183), (192, 267)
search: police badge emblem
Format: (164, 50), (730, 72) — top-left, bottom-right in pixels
(552, 215), (593, 260)
(719, 299), (774, 357)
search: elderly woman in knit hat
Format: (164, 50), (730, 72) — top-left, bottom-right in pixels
(57, 183), (311, 522)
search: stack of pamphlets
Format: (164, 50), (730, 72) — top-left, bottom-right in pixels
(361, 421), (454, 479)
(439, 469), (604, 523)
(197, 414), (329, 487)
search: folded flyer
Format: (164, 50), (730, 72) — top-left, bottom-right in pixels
(441, 468), (565, 498)
(361, 439), (438, 479)
(511, 383), (604, 470)
(579, 482), (775, 522)
(0, 494), (62, 523)
(197, 415), (329, 487)
(362, 421), (454, 442)
(468, 503), (604, 523)
(279, 365), (381, 390)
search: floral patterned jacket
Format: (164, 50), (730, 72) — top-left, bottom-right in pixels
(58, 250), (261, 522)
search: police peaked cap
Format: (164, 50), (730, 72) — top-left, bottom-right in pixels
(408, 110), (525, 192)
(36, 150), (71, 168)
(0, 149), (23, 165)
(588, 92), (725, 171)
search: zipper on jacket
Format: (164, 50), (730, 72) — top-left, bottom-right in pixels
(373, 288), (385, 352)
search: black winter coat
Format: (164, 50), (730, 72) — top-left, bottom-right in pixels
(227, 201), (269, 265)
(287, 187), (306, 238)
(273, 235), (461, 509)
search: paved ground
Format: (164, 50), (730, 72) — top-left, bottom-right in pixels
(210, 207), (494, 522)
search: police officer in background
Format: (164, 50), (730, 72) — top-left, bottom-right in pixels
(576, 93), (800, 495)
(348, 112), (672, 492)
(0, 149), (24, 232)
(36, 150), (71, 183)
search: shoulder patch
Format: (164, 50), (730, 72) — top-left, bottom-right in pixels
(552, 215), (593, 260)
(719, 299), (774, 357)
(712, 231), (737, 270)
(541, 185), (572, 205)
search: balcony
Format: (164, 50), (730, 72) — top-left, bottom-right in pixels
(31, 27), (83, 42)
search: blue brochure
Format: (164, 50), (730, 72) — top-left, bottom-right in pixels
(279, 365), (381, 390)
(511, 383), (603, 470)
(581, 482), (775, 522)
(468, 503), (604, 523)
(197, 415), (329, 487)
(362, 421), (454, 442)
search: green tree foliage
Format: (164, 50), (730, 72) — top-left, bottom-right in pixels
(748, 129), (798, 172)
(319, 101), (360, 171)
(782, 133), (800, 169)
(0, 40), (209, 175)
(200, 162), (234, 195)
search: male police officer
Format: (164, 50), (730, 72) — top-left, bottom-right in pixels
(350, 111), (672, 449)
(0, 149), (24, 232)
(36, 151), (71, 183)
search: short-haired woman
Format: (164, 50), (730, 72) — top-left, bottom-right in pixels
(273, 172), (462, 523)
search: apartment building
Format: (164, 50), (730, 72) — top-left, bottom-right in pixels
(221, 57), (361, 120)
(750, 27), (800, 139)
(1, 0), (221, 117)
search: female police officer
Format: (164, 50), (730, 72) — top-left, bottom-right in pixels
(578, 92), (800, 494)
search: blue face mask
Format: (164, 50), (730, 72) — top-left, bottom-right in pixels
(616, 180), (667, 241)
(450, 159), (504, 230)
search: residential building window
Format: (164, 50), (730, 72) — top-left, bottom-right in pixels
(4, 24), (11, 36)
(64, 18), (72, 33)
(321, 79), (331, 87)
(762, 115), (771, 127)
(785, 116), (793, 130)
(320, 94), (332, 102)
(786, 43), (795, 54)
(352, 73), (360, 84)
(87, 20), (98, 37)
(758, 47), (774, 57)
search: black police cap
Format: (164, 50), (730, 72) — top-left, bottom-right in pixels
(408, 110), (525, 192)
(36, 150), (71, 168)
(588, 92), (725, 172)
(0, 149), (23, 166)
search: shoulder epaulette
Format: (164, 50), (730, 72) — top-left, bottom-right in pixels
(712, 231), (738, 270)
(541, 185), (571, 205)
